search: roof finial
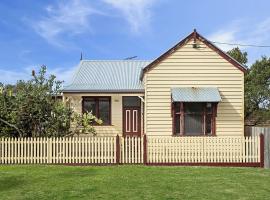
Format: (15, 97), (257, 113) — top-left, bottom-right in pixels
(193, 28), (198, 48)
(80, 52), (83, 61)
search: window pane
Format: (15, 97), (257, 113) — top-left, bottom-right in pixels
(83, 98), (96, 115)
(206, 103), (212, 114)
(123, 97), (140, 107)
(184, 114), (203, 135)
(184, 103), (203, 135)
(185, 103), (203, 113)
(99, 99), (110, 124)
(205, 114), (212, 135)
(174, 114), (180, 135)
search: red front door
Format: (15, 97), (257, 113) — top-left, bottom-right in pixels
(123, 107), (141, 136)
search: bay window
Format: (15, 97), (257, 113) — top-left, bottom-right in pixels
(173, 102), (217, 136)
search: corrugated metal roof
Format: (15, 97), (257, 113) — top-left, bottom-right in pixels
(63, 60), (152, 92)
(171, 87), (221, 102)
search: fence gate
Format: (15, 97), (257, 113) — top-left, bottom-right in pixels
(120, 136), (144, 164)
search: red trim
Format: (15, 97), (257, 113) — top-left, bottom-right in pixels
(146, 162), (260, 167)
(141, 30), (246, 79)
(116, 135), (120, 164)
(52, 162), (260, 167)
(260, 134), (264, 168)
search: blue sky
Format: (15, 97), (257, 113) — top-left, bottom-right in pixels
(1, 0), (270, 84)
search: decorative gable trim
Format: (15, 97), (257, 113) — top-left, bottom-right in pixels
(141, 29), (247, 80)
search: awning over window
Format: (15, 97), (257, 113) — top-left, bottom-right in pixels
(171, 87), (221, 102)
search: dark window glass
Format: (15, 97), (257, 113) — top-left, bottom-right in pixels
(82, 97), (111, 125)
(205, 115), (212, 135)
(123, 97), (140, 107)
(99, 98), (110, 125)
(83, 98), (96, 115)
(206, 103), (212, 114)
(184, 103), (203, 135)
(173, 102), (182, 135)
(173, 102), (216, 136)
(174, 114), (180, 135)
(185, 103), (204, 113)
(184, 114), (203, 135)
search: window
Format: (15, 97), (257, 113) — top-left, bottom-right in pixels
(123, 96), (140, 107)
(82, 97), (111, 125)
(173, 102), (217, 136)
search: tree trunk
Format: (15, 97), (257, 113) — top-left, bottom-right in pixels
(0, 118), (24, 137)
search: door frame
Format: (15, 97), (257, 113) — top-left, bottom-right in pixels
(122, 96), (141, 137)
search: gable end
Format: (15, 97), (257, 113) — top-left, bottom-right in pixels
(141, 30), (247, 80)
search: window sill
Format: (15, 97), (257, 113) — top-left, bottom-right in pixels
(172, 134), (216, 137)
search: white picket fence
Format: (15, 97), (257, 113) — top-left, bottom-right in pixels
(121, 136), (144, 164)
(147, 136), (261, 164)
(0, 137), (117, 164)
(0, 135), (263, 165)
(246, 126), (270, 168)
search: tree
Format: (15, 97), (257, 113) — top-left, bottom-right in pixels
(227, 47), (248, 65)
(227, 48), (270, 124)
(245, 57), (270, 123)
(0, 66), (101, 137)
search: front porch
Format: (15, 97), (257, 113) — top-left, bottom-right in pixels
(63, 93), (144, 136)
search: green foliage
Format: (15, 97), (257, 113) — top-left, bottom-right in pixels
(0, 65), (101, 137)
(71, 112), (102, 136)
(245, 57), (270, 123)
(227, 47), (270, 124)
(227, 47), (248, 65)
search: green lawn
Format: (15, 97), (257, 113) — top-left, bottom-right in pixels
(0, 165), (269, 200)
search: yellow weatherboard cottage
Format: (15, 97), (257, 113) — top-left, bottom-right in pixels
(63, 30), (246, 137)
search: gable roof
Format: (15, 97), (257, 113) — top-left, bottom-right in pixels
(141, 29), (247, 80)
(63, 60), (151, 93)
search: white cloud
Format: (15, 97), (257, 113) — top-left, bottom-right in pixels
(30, 0), (158, 46)
(33, 0), (103, 47)
(208, 18), (270, 52)
(102, 0), (156, 33)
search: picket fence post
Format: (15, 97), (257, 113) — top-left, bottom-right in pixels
(116, 135), (120, 164)
(260, 134), (264, 168)
(48, 138), (52, 164)
(143, 134), (147, 164)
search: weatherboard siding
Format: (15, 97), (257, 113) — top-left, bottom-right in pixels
(63, 93), (144, 136)
(144, 40), (244, 136)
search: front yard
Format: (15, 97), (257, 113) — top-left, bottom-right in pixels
(0, 165), (269, 200)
